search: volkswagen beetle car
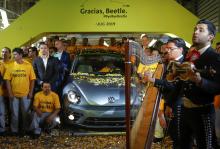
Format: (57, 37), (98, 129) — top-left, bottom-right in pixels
(62, 48), (142, 128)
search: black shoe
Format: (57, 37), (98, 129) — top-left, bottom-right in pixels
(9, 132), (19, 137)
(0, 132), (6, 136)
(25, 131), (33, 136)
(44, 129), (51, 134)
(31, 133), (41, 139)
(19, 132), (25, 138)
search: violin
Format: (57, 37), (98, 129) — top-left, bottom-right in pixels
(166, 61), (216, 82)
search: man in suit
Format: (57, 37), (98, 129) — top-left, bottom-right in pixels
(33, 42), (59, 93)
(54, 40), (71, 74)
(143, 38), (186, 147)
(54, 40), (71, 94)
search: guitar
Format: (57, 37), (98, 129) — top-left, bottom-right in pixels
(166, 61), (216, 82)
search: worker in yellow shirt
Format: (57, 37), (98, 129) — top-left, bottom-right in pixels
(30, 82), (60, 138)
(4, 48), (36, 136)
(0, 47), (13, 136)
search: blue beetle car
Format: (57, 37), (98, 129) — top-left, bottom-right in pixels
(62, 49), (142, 128)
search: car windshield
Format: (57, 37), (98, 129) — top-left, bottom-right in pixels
(72, 52), (125, 75)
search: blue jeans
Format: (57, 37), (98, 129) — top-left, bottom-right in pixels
(0, 96), (5, 132)
(10, 96), (31, 133)
(30, 112), (59, 135)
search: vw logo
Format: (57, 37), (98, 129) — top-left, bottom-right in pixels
(108, 96), (116, 103)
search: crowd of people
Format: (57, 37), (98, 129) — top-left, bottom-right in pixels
(0, 20), (220, 148)
(0, 39), (72, 139)
(0, 36), (136, 139)
(137, 19), (220, 148)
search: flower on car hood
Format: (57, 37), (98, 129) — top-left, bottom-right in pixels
(70, 72), (135, 87)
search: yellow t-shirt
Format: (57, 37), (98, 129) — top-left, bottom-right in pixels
(0, 60), (13, 96)
(137, 62), (158, 75)
(4, 61), (36, 97)
(33, 91), (61, 113)
(23, 57), (33, 64)
(67, 46), (77, 54)
(0, 62), (4, 96)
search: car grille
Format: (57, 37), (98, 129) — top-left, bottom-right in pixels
(83, 117), (134, 127)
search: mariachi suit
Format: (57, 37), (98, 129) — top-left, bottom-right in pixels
(153, 56), (184, 148)
(33, 56), (59, 92)
(164, 47), (220, 149)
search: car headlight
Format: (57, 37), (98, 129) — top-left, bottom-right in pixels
(67, 90), (81, 104)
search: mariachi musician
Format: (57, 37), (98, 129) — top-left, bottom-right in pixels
(142, 37), (186, 148)
(162, 20), (220, 148)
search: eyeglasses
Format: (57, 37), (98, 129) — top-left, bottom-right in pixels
(166, 47), (179, 51)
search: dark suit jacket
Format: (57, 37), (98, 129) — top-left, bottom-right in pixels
(154, 56), (184, 107)
(156, 47), (220, 106)
(181, 47), (220, 105)
(60, 51), (71, 72)
(33, 56), (59, 91)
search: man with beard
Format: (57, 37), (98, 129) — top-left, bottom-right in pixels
(30, 82), (60, 138)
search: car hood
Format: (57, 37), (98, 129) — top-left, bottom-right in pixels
(71, 75), (128, 106)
